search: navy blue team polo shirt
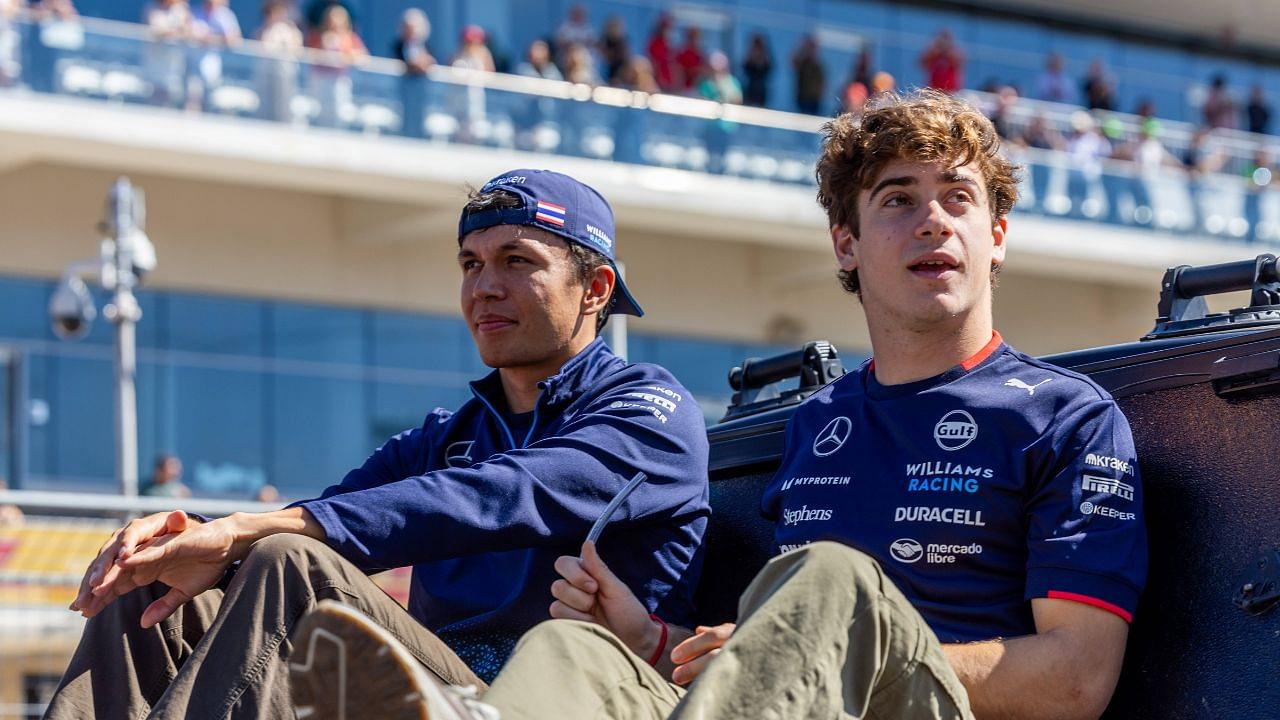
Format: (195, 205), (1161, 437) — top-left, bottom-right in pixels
(762, 332), (1147, 641)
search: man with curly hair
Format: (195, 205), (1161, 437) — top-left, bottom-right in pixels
(293, 90), (1147, 720)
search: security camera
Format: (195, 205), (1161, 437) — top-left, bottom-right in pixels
(49, 275), (97, 340)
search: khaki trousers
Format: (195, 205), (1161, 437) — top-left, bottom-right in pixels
(486, 541), (973, 720)
(45, 534), (482, 720)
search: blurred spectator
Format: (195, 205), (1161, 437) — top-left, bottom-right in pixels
(1133, 97), (1156, 120)
(1082, 59), (1115, 111)
(674, 26), (704, 93)
(646, 12), (675, 91)
(1065, 111), (1110, 214)
(1020, 114), (1061, 150)
(698, 50), (741, 104)
(562, 41), (598, 85)
(142, 454), (192, 498)
(741, 33), (772, 107)
(1202, 74), (1236, 129)
(392, 8), (433, 73)
(31, 0), (75, 21)
(554, 4), (596, 68)
(919, 29), (964, 93)
(451, 24), (494, 72)
(256, 0), (302, 122)
(0, 0), (25, 87)
(839, 47), (873, 115)
(616, 54), (658, 93)
(700, 50), (741, 174)
(517, 39), (561, 80)
(0, 477), (23, 526)
(601, 16), (628, 85)
(988, 85), (1019, 140)
(190, 0), (242, 111)
(792, 34), (825, 115)
(1034, 53), (1070, 103)
(255, 483), (281, 503)
(1247, 85), (1271, 135)
(1183, 126), (1225, 174)
(393, 8), (433, 139)
(26, 0), (80, 92)
(306, 3), (367, 126)
(144, 0), (196, 106)
(1131, 119), (1178, 172)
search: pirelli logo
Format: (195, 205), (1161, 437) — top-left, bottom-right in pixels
(1082, 474), (1134, 502)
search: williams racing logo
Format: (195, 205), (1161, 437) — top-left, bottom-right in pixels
(812, 416), (853, 457)
(933, 410), (978, 451)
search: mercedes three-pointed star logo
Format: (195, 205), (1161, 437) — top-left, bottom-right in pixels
(812, 416), (853, 457)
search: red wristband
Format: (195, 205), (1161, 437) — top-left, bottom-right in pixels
(646, 614), (668, 667)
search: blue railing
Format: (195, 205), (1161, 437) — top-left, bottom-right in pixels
(1, 13), (1278, 244)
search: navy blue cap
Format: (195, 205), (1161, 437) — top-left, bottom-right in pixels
(458, 169), (643, 317)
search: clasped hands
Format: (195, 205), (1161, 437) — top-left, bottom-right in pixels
(69, 510), (245, 628)
(551, 540), (735, 685)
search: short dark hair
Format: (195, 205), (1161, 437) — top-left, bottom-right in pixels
(461, 189), (614, 332)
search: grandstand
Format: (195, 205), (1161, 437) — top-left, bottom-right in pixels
(0, 0), (1275, 715)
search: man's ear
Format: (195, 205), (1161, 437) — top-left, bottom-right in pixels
(991, 217), (1008, 267)
(831, 224), (858, 272)
(583, 263), (617, 316)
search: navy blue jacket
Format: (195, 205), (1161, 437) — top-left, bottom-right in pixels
(296, 338), (710, 681)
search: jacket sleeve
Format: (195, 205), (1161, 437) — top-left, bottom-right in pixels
(295, 369), (709, 570)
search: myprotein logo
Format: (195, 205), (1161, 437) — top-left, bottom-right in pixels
(933, 410), (978, 451)
(781, 505), (833, 526)
(812, 416), (853, 457)
(889, 538), (924, 563)
(780, 475), (852, 492)
(894, 506), (986, 527)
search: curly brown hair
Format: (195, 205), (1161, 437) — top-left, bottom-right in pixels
(815, 89), (1020, 295)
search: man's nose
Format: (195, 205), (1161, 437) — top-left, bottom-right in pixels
(915, 200), (954, 240)
(471, 264), (505, 300)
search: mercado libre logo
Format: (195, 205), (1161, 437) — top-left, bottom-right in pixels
(933, 410), (978, 451)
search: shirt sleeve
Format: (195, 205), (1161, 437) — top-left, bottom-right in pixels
(1024, 398), (1148, 623)
(294, 371), (709, 572)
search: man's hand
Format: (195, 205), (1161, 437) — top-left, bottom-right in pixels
(669, 623), (735, 686)
(71, 510), (194, 617)
(113, 516), (243, 628)
(550, 541), (663, 660)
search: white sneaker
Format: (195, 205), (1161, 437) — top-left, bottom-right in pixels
(290, 600), (501, 720)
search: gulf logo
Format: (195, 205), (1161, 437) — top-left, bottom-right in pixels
(535, 201), (567, 227)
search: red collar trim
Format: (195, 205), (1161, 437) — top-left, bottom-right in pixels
(960, 330), (1003, 371)
(867, 330), (1002, 375)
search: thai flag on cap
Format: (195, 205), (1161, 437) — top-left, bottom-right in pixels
(535, 200), (567, 227)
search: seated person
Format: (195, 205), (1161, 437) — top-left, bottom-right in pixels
(46, 169), (711, 720)
(291, 91), (1147, 720)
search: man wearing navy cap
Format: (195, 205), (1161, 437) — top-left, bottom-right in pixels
(47, 169), (710, 719)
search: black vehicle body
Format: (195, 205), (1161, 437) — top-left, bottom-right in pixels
(691, 256), (1280, 718)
